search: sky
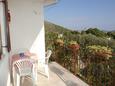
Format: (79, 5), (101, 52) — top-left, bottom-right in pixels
(44, 0), (115, 31)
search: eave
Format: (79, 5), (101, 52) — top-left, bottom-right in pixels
(44, 0), (58, 6)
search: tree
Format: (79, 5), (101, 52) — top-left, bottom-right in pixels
(107, 31), (115, 39)
(85, 28), (107, 37)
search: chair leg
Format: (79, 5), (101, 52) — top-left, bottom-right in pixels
(33, 64), (38, 83)
(21, 76), (25, 85)
(35, 67), (38, 82)
(16, 74), (20, 86)
(32, 65), (37, 86)
(13, 68), (16, 86)
(45, 65), (49, 79)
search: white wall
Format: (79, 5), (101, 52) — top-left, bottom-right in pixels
(0, 56), (10, 86)
(8, 0), (45, 60)
(0, 0), (57, 85)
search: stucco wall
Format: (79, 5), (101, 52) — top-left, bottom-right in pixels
(8, 0), (45, 60)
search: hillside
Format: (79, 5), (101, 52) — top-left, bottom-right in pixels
(44, 21), (71, 34)
(44, 22), (115, 86)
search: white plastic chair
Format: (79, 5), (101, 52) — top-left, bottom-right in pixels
(12, 58), (37, 86)
(38, 50), (52, 79)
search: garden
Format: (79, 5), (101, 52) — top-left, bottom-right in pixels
(45, 27), (115, 86)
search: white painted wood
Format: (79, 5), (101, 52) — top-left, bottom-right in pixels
(0, 1), (8, 55)
(44, 0), (58, 6)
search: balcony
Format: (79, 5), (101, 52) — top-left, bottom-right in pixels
(11, 62), (88, 86)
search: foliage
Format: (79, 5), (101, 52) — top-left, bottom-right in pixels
(80, 45), (113, 86)
(86, 45), (112, 61)
(85, 28), (107, 37)
(45, 21), (71, 34)
(70, 30), (80, 34)
(81, 62), (113, 86)
(45, 21), (115, 86)
(107, 31), (115, 39)
(80, 34), (107, 46)
(69, 40), (78, 45)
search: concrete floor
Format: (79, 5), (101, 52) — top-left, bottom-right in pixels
(12, 62), (89, 86)
(21, 70), (66, 86)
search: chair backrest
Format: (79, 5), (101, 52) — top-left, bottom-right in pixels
(45, 50), (52, 64)
(13, 58), (33, 76)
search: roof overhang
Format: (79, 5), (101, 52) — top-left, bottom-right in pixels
(43, 0), (58, 6)
(4, 0), (58, 7)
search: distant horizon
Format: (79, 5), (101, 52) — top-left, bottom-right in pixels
(45, 20), (115, 32)
(45, 0), (115, 31)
